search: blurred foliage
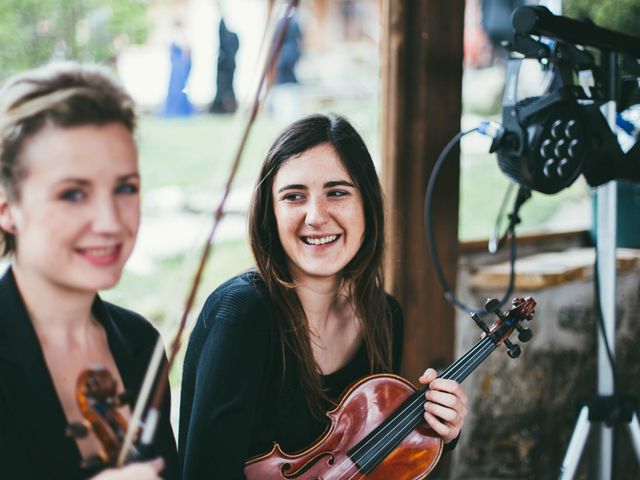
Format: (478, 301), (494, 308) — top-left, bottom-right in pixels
(0, 0), (149, 81)
(564, 0), (640, 37)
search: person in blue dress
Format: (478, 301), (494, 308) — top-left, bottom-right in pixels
(162, 24), (193, 117)
(275, 13), (302, 85)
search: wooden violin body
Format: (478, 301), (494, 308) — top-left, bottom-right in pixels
(245, 374), (442, 480)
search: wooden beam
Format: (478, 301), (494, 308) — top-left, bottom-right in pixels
(459, 229), (591, 254)
(381, 0), (465, 382)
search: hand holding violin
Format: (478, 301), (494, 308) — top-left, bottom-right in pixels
(419, 368), (468, 444)
(91, 458), (164, 480)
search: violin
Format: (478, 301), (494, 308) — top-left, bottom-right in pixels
(66, 366), (136, 469)
(245, 297), (536, 479)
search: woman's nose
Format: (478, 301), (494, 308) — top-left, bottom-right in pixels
(304, 197), (329, 227)
(92, 196), (123, 234)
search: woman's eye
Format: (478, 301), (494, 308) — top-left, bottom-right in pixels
(282, 193), (303, 202)
(328, 189), (349, 198)
(59, 189), (85, 202)
(115, 183), (139, 195)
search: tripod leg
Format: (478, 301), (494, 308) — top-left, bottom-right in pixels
(559, 407), (592, 480)
(628, 412), (640, 463)
(599, 423), (614, 480)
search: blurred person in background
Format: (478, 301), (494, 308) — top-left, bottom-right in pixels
(210, 17), (239, 114)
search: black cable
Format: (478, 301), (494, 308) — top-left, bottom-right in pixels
(489, 182), (516, 254)
(424, 129), (529, 315)
(490, 185), (532, 257)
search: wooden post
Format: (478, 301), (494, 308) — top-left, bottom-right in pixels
(381, 0), (465, 382)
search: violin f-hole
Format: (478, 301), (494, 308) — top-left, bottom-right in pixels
(280, 452), (336, 478)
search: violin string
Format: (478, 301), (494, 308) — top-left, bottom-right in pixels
(331, 338), (496, 479)
(438, 337), (491, 381)
(338, 340), (496, 480)
(342, 340), (497, 479)
(333, 339), (492, 479)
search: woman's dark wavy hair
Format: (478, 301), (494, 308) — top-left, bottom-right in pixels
(248, 113), (392, 417)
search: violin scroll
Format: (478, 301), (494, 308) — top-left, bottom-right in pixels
(66, 365), (134, 469)
(476, 296), (536, 358)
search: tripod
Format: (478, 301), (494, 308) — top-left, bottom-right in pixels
(558, 56), (640, 480)
(502, 7), (640, 477)
(558, 180), (640, 479)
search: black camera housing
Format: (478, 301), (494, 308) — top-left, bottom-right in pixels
(497, 85), (589, 194)
(492, 6), (640, 194)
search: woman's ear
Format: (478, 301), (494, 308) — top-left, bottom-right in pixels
(0, 188), (16, 234)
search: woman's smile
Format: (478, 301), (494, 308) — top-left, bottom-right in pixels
(300, 233), (341, 246)
(74, 244), (124, 266)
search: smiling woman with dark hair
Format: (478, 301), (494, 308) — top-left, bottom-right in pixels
(179, 113), (468, 479)
(0, 62), (177, 480)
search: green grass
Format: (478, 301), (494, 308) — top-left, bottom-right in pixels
(102, 113), (275, 328)
(103, 238), (253, 331)
(136, 114), (288, 192)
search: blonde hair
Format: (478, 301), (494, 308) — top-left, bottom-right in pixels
(0, 62), (136, 256)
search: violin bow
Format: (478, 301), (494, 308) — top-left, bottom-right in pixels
(116, 0), (301, 465)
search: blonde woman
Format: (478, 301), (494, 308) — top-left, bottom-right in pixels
(0, 63), (177, 480)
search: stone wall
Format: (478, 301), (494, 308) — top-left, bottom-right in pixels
(447, 249), (640, 479)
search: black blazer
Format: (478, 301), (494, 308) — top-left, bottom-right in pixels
(0, 267), (178, 480)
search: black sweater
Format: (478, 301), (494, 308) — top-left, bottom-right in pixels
(179, 271), (404, 479)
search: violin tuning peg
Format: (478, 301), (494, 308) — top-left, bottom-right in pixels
(66, 421), (89, 439)
(484, 298), (504, 317)
(507, 345), (521, 358)
(470, 312), (490, 333)
(516, 325), (533, 342)
(504, 339), (521, 358)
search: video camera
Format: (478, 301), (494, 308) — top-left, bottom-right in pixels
(489, 6), (640, 194)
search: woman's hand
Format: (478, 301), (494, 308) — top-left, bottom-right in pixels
(418, 368), (468, 444)
(90, 458), (164, 480)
